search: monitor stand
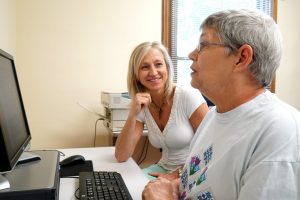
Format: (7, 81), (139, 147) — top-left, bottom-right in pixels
(17, 151), (41, 165)
(0, 174), (9, 191)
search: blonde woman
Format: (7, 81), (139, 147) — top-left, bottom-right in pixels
(115, 41), (209, 180)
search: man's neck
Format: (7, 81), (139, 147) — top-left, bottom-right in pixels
(215, 86), (265, 113)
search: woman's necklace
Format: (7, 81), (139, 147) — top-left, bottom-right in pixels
(151, 99), (166, 117)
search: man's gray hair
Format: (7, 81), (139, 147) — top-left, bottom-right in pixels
(201, 9), (282, 87)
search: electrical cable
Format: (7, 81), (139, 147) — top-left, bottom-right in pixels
(94, 118), (104, 147)
(136, 137), (148, 164)
(138, 138), (149, 165)
(138, 139), (149, 165)
(75, 187), (80, 199)
(76, 102), (106, 147)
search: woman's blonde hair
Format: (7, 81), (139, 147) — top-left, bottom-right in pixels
(127, 41), (174, 100)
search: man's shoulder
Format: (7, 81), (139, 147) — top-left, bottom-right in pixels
(266, 92), (300, 122)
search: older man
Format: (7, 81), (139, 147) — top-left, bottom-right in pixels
(142, 9), (300, 200)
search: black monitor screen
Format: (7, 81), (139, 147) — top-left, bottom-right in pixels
(0, 49), (31, 172)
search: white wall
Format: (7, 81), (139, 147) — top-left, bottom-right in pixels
(1, 0), (298, 149)
(0, 0), (16, 56)
(277, 0), (300, 110)
(16, 0), (162, 149)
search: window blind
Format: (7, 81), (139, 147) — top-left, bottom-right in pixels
(170, 0), (274, 85)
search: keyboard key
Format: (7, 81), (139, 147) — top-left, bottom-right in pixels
(79, 171), (132, 200)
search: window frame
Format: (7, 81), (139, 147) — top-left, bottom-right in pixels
(162, 0), (278, 92)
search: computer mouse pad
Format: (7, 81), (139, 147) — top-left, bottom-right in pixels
(59, 160), (93, 178)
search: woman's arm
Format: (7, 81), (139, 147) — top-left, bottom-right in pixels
(115, 92), (151, 162)
(189, 103), (209, 132)
(115, 116), (144, 162)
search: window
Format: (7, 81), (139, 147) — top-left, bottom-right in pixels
(162, 0), (277, 92)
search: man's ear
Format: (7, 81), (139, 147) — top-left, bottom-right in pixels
(234, 44), (253, 71)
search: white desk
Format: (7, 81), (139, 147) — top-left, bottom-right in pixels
(58, 147), (149, 200)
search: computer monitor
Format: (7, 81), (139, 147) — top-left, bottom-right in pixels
(0, 49), (33, 190)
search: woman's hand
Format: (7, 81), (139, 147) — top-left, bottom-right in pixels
(129, 92), (152, 116)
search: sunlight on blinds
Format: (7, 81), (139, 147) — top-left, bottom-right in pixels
(172, 0), (272, 86)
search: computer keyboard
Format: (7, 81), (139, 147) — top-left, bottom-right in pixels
(79, 171), (133, 200)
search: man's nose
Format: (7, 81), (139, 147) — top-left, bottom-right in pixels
(188, 48), (198, 61)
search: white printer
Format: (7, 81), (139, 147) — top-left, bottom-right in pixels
(101, 92), (131, 132)
(101, 92), (148, 136)
(101, 92), (131, 109)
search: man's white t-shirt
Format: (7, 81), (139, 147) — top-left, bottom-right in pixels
(180, 90), (300, 200)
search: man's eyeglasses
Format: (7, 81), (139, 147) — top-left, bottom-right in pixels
(196, 41), (229, 52)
